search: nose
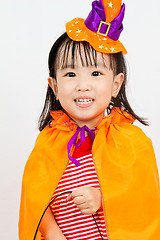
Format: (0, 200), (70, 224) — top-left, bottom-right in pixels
(75, 76), (92, 92)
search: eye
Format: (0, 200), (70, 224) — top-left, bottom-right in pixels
(91, 71), (102, 76)
(65, 72), (76, 77)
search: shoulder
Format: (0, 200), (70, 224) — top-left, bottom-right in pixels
(116, 123), (157, 166)
(111, 123), (157, 169)
(114, 122), (154, 153)
(23, 125), (56, 170)
(103, 118), (155, 157)
(99, 109), (152, 147)
(35, 125), (55, 146)
(121, 123), (152, 145)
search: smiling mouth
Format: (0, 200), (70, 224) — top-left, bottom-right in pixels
(74, 98), (94, 104)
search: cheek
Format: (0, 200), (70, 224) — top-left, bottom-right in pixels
(97, 81), (114, 97)
(57, 82), (73, 100)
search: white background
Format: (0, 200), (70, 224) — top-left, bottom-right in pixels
(0, 0), (160, 239)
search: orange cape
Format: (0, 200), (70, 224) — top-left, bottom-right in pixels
(19, 108), (160, 240)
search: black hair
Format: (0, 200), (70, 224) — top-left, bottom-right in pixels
(38, 32), (148, 131)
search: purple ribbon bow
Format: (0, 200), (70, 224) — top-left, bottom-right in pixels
(85, 0), (125, 41)
(67, 125), (95, 167)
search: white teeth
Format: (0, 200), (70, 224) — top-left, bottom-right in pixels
(75, 99), (93, 104)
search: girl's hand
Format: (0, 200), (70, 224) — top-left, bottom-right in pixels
(66, 187), (102, 215)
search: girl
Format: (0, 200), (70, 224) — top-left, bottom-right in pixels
(19, 1), (160, 240)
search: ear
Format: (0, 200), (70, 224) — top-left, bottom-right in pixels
(112, 73), (124, 98)
(48, 77), (58, 99)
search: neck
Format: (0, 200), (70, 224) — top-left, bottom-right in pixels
(77, 119), (103, 129)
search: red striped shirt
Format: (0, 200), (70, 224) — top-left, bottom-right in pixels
(41, 136), (108, 240)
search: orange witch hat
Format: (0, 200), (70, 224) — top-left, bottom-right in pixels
(66, 0), (127, 54)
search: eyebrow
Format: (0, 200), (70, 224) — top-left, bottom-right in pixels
(61, 64), (76, 70)
(60, 62), (107, 70)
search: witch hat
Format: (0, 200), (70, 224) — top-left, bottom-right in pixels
(66, 0), (127, 54)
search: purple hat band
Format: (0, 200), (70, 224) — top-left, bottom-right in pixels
(84, 0), (125, 41)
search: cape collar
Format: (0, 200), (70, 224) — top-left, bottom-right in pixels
(50, 107), (135, 132)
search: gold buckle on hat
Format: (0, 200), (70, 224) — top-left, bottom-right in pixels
(97, 21), (111, 36)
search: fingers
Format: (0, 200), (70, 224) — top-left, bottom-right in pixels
(70, 188), (84, 199)
(73, 196), (85, 205)
(66, 194), (85, 205)
(66, 194), (72, 201)
(66, 193), (90, 214)
(80, 208), (95, 215)
(66, 188), (83, 201)
(66, 187), (102, 215)
(77, 202), (88, 210)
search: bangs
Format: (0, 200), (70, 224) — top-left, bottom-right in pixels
(55, 37), (108, 71)
(49, 33), (118, 78)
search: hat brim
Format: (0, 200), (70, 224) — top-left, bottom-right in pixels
(66, 18), (127, 54)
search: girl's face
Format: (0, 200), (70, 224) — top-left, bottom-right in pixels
(49, 49), (123, 129)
